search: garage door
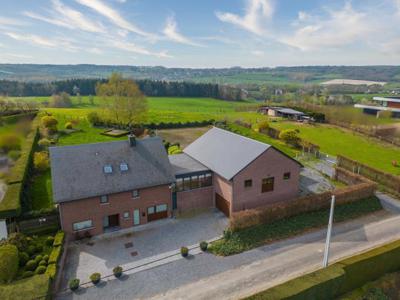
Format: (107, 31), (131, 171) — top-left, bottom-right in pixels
(215, 193), (230, 217)
(147, 204), (168, 222)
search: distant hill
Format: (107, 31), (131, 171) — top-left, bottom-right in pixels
(0, 64), (399, 85)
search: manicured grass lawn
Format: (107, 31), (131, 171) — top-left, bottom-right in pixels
(271, 121), (400, 175)
(209, 197), (382, 256)
(30, 170), (53, 210)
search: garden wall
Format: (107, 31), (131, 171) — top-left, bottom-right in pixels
(230, 168), (376, 231)
(244, 240), (400, 300)
(337, 155), (400, 194)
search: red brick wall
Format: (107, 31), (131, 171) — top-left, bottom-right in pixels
(59, 184), (172, 237)
(213, 173), (233, 204)
(232, 148), (301, 212)
(388, 101), (400, 109)
(176, 186), (214, 213)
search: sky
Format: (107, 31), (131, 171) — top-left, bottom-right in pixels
(0, 0), (399, 68)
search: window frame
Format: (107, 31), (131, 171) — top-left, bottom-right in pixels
(123, 211), (130, 219)
(132, 190), (140, 198)
(244, 179), (253, 188)
(100, 195), (108, 204)
(120, 163), (129, 172)
(261, 177), (275, 193)
(283, 172), (291, 180)
(72, 220), (93, 232)
(103, 165), (113, 174)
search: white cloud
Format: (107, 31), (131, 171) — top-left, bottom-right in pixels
(216, 0), (273, 35)
(5, 32), (58, 47)
(111, 39), (171, 58)
(297, 11), (310, 22)
(163, 16), (202, 47)
(75, 0), (155, 38)
(251, 50), (265, 56)
(23, 0), (105, 33)
(87, 48), (103, 54)
(0, 17), (26, 26)
(281, 3), (373, 51)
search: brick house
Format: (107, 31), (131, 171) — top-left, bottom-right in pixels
(50, 127), (302, 237)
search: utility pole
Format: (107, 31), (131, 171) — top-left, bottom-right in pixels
(323, 195), (335, 268)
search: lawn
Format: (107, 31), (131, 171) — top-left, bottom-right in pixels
(210, 197), (382, 256)
(30, 170), (53, 210)
(271, 121), (400, 175)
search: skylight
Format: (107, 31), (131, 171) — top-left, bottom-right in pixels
(120, 163), (129, 172)
(103, 165), (113, 174)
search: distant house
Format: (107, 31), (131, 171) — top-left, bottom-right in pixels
(354, 96), (400, 118)
(259, 106), (307, 120)
(50, 128), (302, 238)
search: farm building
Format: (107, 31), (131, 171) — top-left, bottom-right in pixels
(259, 106), (307, 120)
(50, 127), (302, 238)
(354, 96), (400, 118)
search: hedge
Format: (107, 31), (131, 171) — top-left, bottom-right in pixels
(0, 111), (38, 125)
(0, 274), (51, 300)
(0, 244), (19, 284)
(244, 240), (400, 300)
(48, 246), (62, 265)
(0, 183), (22, 219)
(52, 231), (65, 247)
(45, 263), (57, 280)
(20, 224), (59, 236)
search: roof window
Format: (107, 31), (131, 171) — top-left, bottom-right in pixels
(103, 165), (113, 174)
(120, 163), (129, 172)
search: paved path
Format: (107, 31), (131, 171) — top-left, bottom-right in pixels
(57, 198), (400, 300)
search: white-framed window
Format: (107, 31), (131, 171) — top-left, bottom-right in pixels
(73, 220), (93, 231)
(100, 195), (108, 204)
(132, 190), (139, 198)
(103, 165), (113, 174)
(123, 211), (130, 219)
(120, 163), (129, 172)
(156, 204), (167, 212)
(147, 206), (155, 214)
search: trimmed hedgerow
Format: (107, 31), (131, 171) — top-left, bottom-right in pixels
(52, 231), (65, 247)
(45, 263), (57, 280)
(48, 246), (62, 265)
(0, 244), (19, 283)
(0, 183), (22, 219)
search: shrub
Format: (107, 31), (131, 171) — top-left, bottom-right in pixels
(34, 255), (43, 263)
(35, 244), (43, 253)
(38, 138), (51, 148)
(0, 244), (19, 283)
(8, 150), (21, 161)
(45, 236), (54, 246)
(42, 254), (49, 262)
(113, 266), (123, 278)
(39, 260), (47, 267)
(0, 134), (21, 153)
(53, 231), (65, 247)
(69, 278), (80, 291)
(48, 246), (62, 264)
(35, 265), (46, 274)
(25, 260), (37, 271)
(45, 263), (57, 280)
(27, 245), (36, 256)
(90, 272), (101, 285)
(200, 241), (208, 252)
(41, 116), (58, 131)
(50, 92), (72, 108)
(181, 246), (189, 257)
(6, 232), (28, 252)
(279, 129), (301, 146)
(34, 151), (49, 172)
(87, 111), (101, 125)
(19, 252), (29, 267)
(65, 122), (73, 130)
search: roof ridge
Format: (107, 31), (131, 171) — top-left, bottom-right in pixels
(212, 126), (271, 148)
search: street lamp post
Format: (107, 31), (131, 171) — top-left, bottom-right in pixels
(323, 195), (335, 268)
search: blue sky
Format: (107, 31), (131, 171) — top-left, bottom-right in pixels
(0, 0), (399, 67)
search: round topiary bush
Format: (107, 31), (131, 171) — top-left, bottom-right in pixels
(69, 278), (80, 291)
(39, 260), (47, 267)
(19, 252), (29, 267)
(35, 266), (46, 274)
(45, 236), (54, 246)
(34, 255), (43, 263)
(90, 273), (101, 285)
(22, 271), (34, 279)
(0, 244), (19, 283)
(65, 122), (73, 130)
(199, 241), (208, 252)
(25, 260), (37, 271)
(42, 255), (49, 262)
(35, 244), (43, 253)
(113, 266), (123, 278)
(27, 245), (36, 256)
(180, 246), (189, 257)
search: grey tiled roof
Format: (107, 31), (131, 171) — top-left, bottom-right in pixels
(183, 127), (271, 180)
(50, 137), (175, 203)
(169, 153), (209, 176)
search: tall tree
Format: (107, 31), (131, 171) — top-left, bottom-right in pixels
(96, 73), (148, 125)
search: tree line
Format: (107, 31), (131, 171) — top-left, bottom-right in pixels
(0, 79), (246, 101)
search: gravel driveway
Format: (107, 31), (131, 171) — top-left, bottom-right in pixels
(59, 209), (227, 290)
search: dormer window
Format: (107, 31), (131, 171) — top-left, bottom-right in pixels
(120, 163), (129, 172)
(103, 165), (113, 174)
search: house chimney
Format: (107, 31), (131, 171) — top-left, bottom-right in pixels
(128, 134), (136, 147)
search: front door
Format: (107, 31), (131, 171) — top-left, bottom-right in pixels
(108, 214), (119, 227)
(133, 209), (140, 226)
(147, 204), (168, 222)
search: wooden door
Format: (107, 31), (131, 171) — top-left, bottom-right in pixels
(215, 193), (230, 217)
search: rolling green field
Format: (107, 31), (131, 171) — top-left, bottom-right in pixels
(271, 121), (400, 175)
